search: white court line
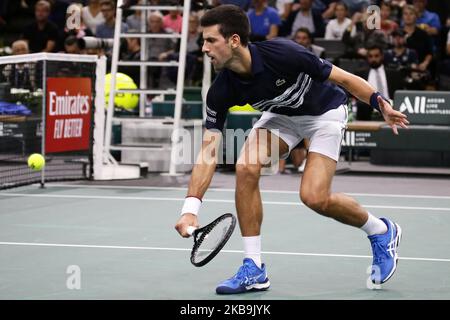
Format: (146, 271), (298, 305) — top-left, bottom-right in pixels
(44, 183), (450, 199)
(1, 193), (449, 212)
(0, 241), (449, 263)
(1, 192), (449, 212)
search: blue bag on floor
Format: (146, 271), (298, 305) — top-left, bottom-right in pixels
(0, 101), (32, 115)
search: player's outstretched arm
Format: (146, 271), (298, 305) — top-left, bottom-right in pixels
(175, 129), (222, 237)
(328, 65), (409, 135)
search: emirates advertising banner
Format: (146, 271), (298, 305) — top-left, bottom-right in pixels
(45, 78), (92, 153)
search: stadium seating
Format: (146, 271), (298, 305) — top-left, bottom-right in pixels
(314, 38), (347, 62)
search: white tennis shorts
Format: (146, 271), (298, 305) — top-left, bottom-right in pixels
(252, 104), (348, 161)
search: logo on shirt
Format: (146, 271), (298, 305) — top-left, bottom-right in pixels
(275, 79), (286, 87)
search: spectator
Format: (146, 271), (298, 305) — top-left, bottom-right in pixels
(147, 11), (175, 88)
(62, 3), (94, 47)
(185, 13), (203, 84)
(122, 35), (141, 61)
(247, 0), (281, 42)
(22, 0), (59, 53)
(384, 29), (419, 70)
(325, 1), (353, 40)
(293, 27), (325, 58)
(63, 35), (83, 54)
(1, 40), (36, 90)
(320, 0), (340, 20)
(355, 45), (404, 120)
(342, 11), (388, 58)
(186, 13), (202, 57)
(379, 1), (398, 37)
(219, 0), (251, 11)
(41, 0), (67, 31)
(402, 5), (433, 75)
(163, 9), (183, 34)
(119, 31), (141, 85)
(341, 0), (370, 15)
(147, 11), (175, 61)
(82, 0), (105, 35)
(167, 13), (204, 85)
(390, 0), (407, 7)
(125, 0), (145, 31)
(11, 40), (30, 55)
(386, 0), (407, 22)
(282, 0), (326, 38)
(96, 0), (128, 39)
(412, 0), (441, 37)
(423, 0), (449, 30)
(275, 0), (294, 21)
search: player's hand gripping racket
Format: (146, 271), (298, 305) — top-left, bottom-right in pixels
(186, 213), (236, 267)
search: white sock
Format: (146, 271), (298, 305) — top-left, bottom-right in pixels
(361, 213), (388, 236)
(243, 235), (262, 268)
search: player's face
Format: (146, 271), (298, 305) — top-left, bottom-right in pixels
(202, 25), (233, 71)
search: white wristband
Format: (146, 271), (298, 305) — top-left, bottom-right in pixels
(181, 197), (202, 216)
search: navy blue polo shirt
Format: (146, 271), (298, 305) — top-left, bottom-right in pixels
(205, 38), (348, 131)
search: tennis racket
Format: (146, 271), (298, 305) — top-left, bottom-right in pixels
(186, 213), (236, 267)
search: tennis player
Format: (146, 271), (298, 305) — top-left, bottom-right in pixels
(175, 5), (408, 294)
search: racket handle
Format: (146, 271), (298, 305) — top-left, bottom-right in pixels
(186, 226), (197, 236)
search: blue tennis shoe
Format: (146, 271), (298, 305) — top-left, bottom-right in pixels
(368, 217), (402, 284)
(216, 258), (270, 294)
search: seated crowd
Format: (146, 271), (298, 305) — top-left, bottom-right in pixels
(0, 0), (449, 100)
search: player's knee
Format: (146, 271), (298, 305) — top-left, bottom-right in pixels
(300, 191), (330, 214)
(235, 162), (261, 182)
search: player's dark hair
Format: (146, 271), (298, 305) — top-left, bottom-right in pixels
(200, 4), (250, 46)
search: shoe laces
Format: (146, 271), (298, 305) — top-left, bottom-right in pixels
(371, 240), (387, 264)
(235, 263), (257, 285)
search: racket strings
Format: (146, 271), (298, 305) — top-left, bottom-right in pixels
(193, 218), (233, 261)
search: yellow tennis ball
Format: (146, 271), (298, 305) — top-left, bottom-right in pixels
(104, 73), (139, 111)
(28, 153), (45, 171)
(228, 104), (257, 112)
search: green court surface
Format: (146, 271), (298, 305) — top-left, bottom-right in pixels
(0, 175), (449, 300)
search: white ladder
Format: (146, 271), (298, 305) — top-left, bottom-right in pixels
(104, 0), (194, 175)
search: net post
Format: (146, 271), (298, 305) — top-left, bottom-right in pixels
(168, 0), (191, 176)
(93, 55), (107, 179)
(40, 59), (47, 188)
(103, 1), (124, 157)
